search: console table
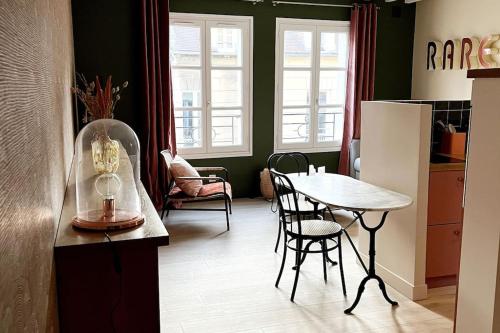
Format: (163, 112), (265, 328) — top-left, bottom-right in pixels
(54, 161), (169, 333)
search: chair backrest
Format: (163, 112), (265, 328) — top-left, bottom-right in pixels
(268, 168), (303, 235)
(267, 153), (306, 234)
(267, 152), (310, 176)
(161, 149), (175, 187)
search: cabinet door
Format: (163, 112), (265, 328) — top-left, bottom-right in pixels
(428, 170), (465, 225)
(426, 223), (462, 278)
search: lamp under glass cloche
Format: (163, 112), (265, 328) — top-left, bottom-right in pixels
(72, 119), (144, 230)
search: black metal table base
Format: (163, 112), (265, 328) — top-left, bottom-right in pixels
(344, 211), (398, 314)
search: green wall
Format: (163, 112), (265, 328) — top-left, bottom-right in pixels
(72, 0), (415, 198)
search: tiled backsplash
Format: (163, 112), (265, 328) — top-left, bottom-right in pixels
(419, 100), (470, 153)
(424, 100), (471, 132)
(393, 100), (471, 153)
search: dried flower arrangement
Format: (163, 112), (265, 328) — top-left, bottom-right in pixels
(72, 73), (128, 123)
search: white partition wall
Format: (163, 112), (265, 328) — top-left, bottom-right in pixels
(359, 101), (432, 300)
(455, 75), (500, 333)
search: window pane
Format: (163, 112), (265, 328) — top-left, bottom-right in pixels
(211, 70), (242, 107)
(318, 107), (343, 143)
(284, 31), (312, 68)
(334, 113), (344, 142)
(319, 70), (346, 105)
(211, 27), (242, 67)
(283, 71), (311, 106)
(171, 25), (201, 66)
(212, 109), (242, 146)
(320, 32), (348, 68)
(174, 110), (202, 148)
(172, 69), (202, 108)
(282, 108), (310, 143)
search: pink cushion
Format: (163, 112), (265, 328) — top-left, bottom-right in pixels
(169, 156), (202, 197)
(199, 182), (232, 199)
(169, 182), (232, 200)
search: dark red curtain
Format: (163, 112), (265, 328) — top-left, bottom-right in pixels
(140, 0), (177, 208)
(338, 3), (377, 175)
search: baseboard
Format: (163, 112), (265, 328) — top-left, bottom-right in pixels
(426, 275), (457, 289)
(359, 253), (428, 301)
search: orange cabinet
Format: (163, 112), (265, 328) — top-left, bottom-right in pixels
(426, 223), (462, 278)
(428, 170), (465, 225)
(426, 169), (465, 284)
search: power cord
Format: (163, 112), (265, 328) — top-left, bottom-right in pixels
(105, 233), (122, 333)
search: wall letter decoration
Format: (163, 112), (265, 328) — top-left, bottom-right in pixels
(461, 38), (473, 70)
(427, 41), (443, 71)
(427, 42), (437, 70)
(478, 35), (500, 68)
(443, 40), (455, 70)
(428, 34), (499, 70)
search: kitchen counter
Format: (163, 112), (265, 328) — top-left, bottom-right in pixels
(430, 162), (465, 172)
(429, 153), (466, 172)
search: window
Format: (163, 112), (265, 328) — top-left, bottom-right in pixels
(170, 13), (252, 158)
(274, 18), (349, 153)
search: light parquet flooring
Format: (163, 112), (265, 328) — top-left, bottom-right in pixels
(159, 199), (455, 333)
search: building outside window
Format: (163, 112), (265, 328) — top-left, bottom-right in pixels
(170, 13), (253, 158)
(274, 18), (349, 153)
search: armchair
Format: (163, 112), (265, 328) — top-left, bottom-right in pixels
(350, 139), (361, 179)
(160, 150), (232, 231)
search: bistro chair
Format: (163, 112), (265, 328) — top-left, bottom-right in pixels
(160, 150), (232, 231)
(267, 152), (333, 252)
(268, 166), (346, 302)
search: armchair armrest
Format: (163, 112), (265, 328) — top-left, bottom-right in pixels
(175, 176), (224, 182)
(194, 166), (227, 172)
(193, 166), (230, 181)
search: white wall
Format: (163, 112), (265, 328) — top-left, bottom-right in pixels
(456, 77), (500, 333)
(359, 101), (431, 300)
(412, 0), (500, 100)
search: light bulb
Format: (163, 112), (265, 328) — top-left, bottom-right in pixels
(95, 173), (121, 199)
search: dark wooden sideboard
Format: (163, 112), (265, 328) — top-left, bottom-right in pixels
(54, 162), (169, 333)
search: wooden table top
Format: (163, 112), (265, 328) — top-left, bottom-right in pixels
(55, 157), (169, 249)
(288, 173), (413, 212)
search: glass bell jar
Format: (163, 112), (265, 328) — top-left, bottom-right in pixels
(72, 119), (145, 230)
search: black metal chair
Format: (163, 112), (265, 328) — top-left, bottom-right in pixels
(268, 157), (346, 302)
(267, 152), (333, 252)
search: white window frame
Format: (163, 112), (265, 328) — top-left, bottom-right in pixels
(274, 18), (350, 153)
(170, 13), (253, 159)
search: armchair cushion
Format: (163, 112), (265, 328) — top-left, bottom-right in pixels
(169, 156), (203, 197)
(169, 182), (232, 202)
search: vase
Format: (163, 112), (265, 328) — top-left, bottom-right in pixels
(91, 135), (120, 174)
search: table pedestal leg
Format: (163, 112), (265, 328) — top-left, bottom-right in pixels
(344, 211), (398, 314)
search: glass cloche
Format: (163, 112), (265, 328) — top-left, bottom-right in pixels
(72, 119), (144, 230)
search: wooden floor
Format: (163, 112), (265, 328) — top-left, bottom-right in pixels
(159, 199), (455, 333)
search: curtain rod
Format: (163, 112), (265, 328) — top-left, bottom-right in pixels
(241, 0), (265, 4)
(242, 0), (380, 9)
(272, 1), (353, 8)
